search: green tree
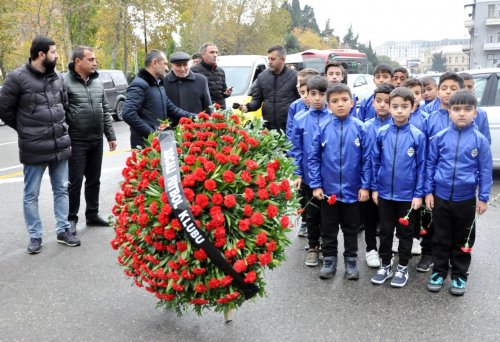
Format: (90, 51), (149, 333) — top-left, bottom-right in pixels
(378, 55), (400, 69)
(301, 5), (319, 33)
(343, 25), (359, 49)
(431, 52), (447, 72)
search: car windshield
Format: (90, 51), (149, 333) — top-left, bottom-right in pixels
(219, 66), (253, 96)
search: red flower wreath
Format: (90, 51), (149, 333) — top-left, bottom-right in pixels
(111, 110), (298, 316)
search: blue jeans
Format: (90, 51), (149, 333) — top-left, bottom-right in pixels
(23, 160), (70, 238)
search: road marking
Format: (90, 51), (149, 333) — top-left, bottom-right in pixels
(0, 141), (17, 147)
(0, 164), (22, 172)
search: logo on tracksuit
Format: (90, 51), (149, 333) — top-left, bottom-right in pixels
(354, 137), (360, 147)
(471, 148), (478, 158)
(407, 147), (415, 157)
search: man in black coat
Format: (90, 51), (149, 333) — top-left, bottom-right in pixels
(122, 49), (196, 148)
(0, 36), (81, 253)
(165, 51), (212, 125)
(63, 46), (117, 233)
(241, 45), (299, 131)
(190, 42), (233, 109)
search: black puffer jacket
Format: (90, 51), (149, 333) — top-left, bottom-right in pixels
(122, 68), (195, 148)
(0, 63), (71, 164)
(63, 63), (116, 142)
(190, 60), (228, 109)
(246, 66), (299, 131)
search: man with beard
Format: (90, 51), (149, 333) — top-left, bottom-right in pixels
(165, 51), (212, 125)
(190, 43), (232, 109)
(0, 36), (81, 254)
(63, 46), (117, 235)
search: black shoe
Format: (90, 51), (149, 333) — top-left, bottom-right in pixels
(345, 257), (360, 280)
(27, 238), (42, 254)
(416, 255), (434, 272)
(69, 221), (77, 236)
(86, 216), (109, 227)
(57, 230), (81, 247)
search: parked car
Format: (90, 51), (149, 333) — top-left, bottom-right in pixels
(98, 69), (128, 121)
(217, 55), (268, 121)
(464, 68), (500, 169)
(347, 74), (376, 106)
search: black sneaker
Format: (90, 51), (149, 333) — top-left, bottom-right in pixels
(319, 256), (337, 279)
(416, 255), (434, 272)
(57, 230), (81, 247)
(345, 257), (360, 280)
(27, 238), (42, 254)
(86, 216), (109, 227)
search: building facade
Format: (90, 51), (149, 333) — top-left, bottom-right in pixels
(466, 0), (500, 68)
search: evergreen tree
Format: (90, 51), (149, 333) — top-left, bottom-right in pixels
(431, 52), (447, 72)
(301, 5), (319, 33)
(343, 24), (359, 49)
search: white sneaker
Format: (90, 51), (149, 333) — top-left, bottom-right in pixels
(412, 238), (422, 255)
(366, 249), (380, 268)
(392, 237), (399, 253)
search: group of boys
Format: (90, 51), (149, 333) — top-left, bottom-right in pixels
(288, 62), (493, 295)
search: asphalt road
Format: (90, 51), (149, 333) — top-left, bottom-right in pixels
(0, 121), (499, 342)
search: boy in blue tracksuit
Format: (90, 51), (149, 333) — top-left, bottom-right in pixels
(371, 87), (426, 288)
(362, 83), (394, 268)
(291, 76), (330, 267)
(285, 68), (320, 143)
(425, 90), (492, 296)
(356, 64), (394, 122)
(402, 78), (429, 132)
(324, 61), (357, 116)
(309, 83), (371, 280)
(286, 69), (319, 238)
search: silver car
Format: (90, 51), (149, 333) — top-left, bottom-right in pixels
(466, 68), (500, 169)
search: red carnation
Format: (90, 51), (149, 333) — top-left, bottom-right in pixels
(327, 194), (337, 205)
(246, 253), (258, 265)
(220, 275), (233, 287)
(243, 204), (253, 217)
(244, 188), (254, 202)
(228, 154), (240, 165)
(203, 160), (216, 172)
(192, 267), (206, 275)
(398, 217), (410, 226)
(212, 193), (223, 205)
(208, 278), (221, 289)
(192, 168), (207, 182)
(224, 194), (237, 208)
(234, 259), (247, 273)
(269, 182), (280, 196)
(194, 249), (208, 261)
(190, 298), (209, 305)
(194, 283), (207, 294)
(244, 160), (258, 170)
(163, 229), (176, 240)
(214, 153), (228, 164)
(258, 188), (269, 200)
(255, 175), (267, 188)
(259, 252), (273, 266)
(236, 239), (245, 249)
(222, 170), (235, 183)
(266, 240), (277, 252)
(461, 244), (472, 253)
(176, 241), (188, 252)
(266, 204), (278, 219)
(280, 215), (290, 228)
(195, 193), (210, 208)
(241, 170), (252, 183)
(244, 271), (257, 284)
(420, 228), (428, 236)
(250, 212), (265, 226)
(184, 154), (197, 165)
(204, 179), (217, 191)
(224, 248), (238, 259)
(255, 232), (268, 246)
(190, 204), (202, 217)
(238, 219), (251, 232)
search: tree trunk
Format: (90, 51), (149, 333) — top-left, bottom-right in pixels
(111, 2), (123, 69)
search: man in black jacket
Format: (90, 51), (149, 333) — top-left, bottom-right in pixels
(165, 51), (212, 124)
(190, 42), (233, 109)
(63, 46), (117, 234)
(241, 45), (299, 131)
(0, 36), (80, 253)
(122, 50), (196, 148)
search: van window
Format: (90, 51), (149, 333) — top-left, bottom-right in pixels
(111, 72), (128, 86)
(99, 72), (114, 88)
(221, 66), (253, 96)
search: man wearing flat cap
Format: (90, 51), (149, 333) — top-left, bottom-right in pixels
(166, 51), (212, 125)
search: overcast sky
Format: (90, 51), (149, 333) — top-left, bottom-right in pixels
(300, 0), (471, 47)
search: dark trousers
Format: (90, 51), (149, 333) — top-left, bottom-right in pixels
(360, 195), (379, 251)
(68, 139), (104, 222)
(420, 209), (434, 255)
(302, 183), (321, 248)
(320, 200), (359, 258)
(378, 198), (415, 266)
(432, 196), (475, 280)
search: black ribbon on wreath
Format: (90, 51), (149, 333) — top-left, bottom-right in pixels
(159, 129), (259, 300)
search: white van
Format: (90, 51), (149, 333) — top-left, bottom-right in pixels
(217, 55), (268, 111)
